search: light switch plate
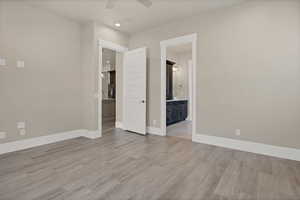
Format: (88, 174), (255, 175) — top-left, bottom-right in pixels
(17, 60), (25, 68)
(17, 122), (26, 129)
(94, 93), (99, 99)
(0, 58), (6, 66)
(20, 129), (26, 136)
(0, 132), (7, 139)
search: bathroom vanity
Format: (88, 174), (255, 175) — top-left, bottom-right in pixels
(166, 99), (188, 126)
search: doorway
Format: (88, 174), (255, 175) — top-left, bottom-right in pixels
(160, 34), (197, 139)
(101, 48), (117, 134)
(98, 40), (128, 136)
(165, 44), (192, 139)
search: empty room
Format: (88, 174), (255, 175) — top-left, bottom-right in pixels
(0, 0), (299, 199)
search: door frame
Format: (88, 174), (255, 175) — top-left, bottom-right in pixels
(160, 33), (197, 138)
(97, 39), (128, 136)
(187, 59), (193, 121)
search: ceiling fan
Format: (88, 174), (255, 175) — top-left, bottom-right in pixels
(105, 0), (153, 9)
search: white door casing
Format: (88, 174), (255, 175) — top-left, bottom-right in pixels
(187, 59), (193, 121)
(160, 33), (197, 137)
(98, 39), (128, 137)
(123, 48), (147, 135)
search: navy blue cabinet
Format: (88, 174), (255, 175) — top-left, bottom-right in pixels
(166, 100), (188, 126)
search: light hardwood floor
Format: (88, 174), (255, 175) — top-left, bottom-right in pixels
(167, 120), (192, 140)
(0, 128), (299, 200)
(102, 116), (116, 134)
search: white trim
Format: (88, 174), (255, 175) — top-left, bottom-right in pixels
(193, 134), (300, 161)
(160, 44), (167, 135)
(115, 121), (123, 129)
(0, 130), (87, 155)
(187, 59), (193, 121)
(98, 39), (128, 137)
(147, 126), (164, 136)
(115, 121), (164, 136)
(160, 34), (197, 47)
(98, 45), (103, 137)
(98, 40), (128, 52)
(160, 33), (197, 138)
(0, 129), (104, 155)
(85, 130), (102, 139)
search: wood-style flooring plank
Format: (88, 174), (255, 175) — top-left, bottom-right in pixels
(0, 128), (299, 200)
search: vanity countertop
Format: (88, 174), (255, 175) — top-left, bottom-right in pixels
(102, 98), (116, 101)
(166, 99), (188, 102)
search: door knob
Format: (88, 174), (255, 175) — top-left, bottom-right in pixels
(141, 100), (145, 103)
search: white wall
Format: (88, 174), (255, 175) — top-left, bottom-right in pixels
(129, 0), (300, 148)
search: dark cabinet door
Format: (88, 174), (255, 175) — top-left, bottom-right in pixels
(166, 100), (188, 126)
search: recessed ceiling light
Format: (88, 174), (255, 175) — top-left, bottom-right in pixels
(115, 22), (121, 27)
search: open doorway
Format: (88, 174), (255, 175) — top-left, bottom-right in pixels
(160, 34), (197, 140)
(98, 40), (128, 136)
(165, 43), (192, 140)
(101, 48), (117, 134)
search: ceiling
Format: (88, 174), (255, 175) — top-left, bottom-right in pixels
(27, 0), (246, 34)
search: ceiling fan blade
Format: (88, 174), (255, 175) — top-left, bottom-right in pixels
(136, 0), (152, 8)
(105, 0), (117, 9)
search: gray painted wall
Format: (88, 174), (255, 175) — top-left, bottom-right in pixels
(129, 0), (300, 148)
(82, 22), (129, 131)
(0, 2), (82, 143)
(0, 2), (129, 143)
(1, 1), (299, 150)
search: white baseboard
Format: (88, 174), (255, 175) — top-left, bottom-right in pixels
(147, 126), (164, 136)
(193, 134), (300, 161)
(85, 130), (102, 139)
(115, 121), (164, 136)
(115, 121), (123, 129)
(0, 129), (103, 155)
(0, 129), (86, 155)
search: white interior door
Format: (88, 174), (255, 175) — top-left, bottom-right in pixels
(123, 47), (147, 135)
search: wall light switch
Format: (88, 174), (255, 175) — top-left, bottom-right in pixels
(0, 132), (6, 139)
(94, 93), (100, 99)
(20, 129), (26, 136)
(0, 58), (6, 66)
(235, 129), (241, 136)
(17, 122), (26, 129)
(17, 60), (25, 68)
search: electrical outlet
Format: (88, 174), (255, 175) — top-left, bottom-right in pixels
(19, 129), (26, 136)
(17, 60), (25, 68)
(0, 132), (6, 139)
(17, 122), (26, 129)
(0, 58), (6, 66)
(235, 129), (241, 136)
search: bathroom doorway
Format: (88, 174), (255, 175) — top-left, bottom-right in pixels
(165, 43), (193, 140)
(160, 34), (197, 140)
